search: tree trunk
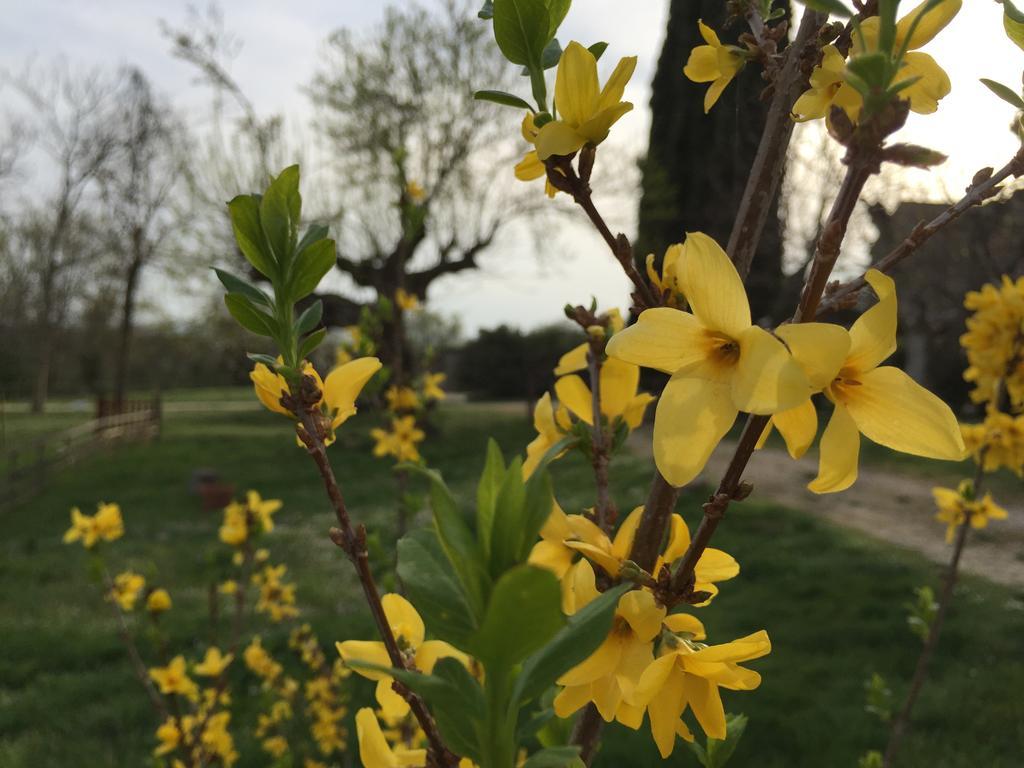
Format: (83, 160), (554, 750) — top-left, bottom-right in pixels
(31, 323), (52, 414)
(637, 0), (789, 322)
(114, 246), (144, 405)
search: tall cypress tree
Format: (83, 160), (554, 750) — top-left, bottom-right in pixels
(637, 0), (787, 321)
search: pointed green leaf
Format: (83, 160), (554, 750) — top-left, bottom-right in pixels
(489, 455), (527, 576)
(295, 299), (323, 336)
(493, 0), (551, 67)
(511, 583), (629, 708)
(214, 267), (272, 306)
(474, 90), (536, 110)
(297, 327), (327, 361)
(478, 0), (494, 19)
(980, 78), (1024, 111)
(545, 0), (571, 38)
(260, 165), (301, 273)
(224, 294), (277, 338)
(290, 238), (336, 300)
(470, 565), (563, 671)
(476, 439), (507, 560)
(247, 353), (280, 368)
(297, 223), (329, 255)
(521, 747), (584, 768)
(227, 195), (276, 280)
(397, 529), (480, 648)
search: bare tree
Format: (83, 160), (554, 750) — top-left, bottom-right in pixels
(10, 63), (121, 412)
(99, 68), (184, 403)
(307, 0), (534, 382)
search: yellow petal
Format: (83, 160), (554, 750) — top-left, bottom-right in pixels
(356, 708), (400, 768)
(251, 364), (291, 416)
(381, 593), (425, 648)
(528, 540), (575, 579)
(663, 613), (706, 640)
(690, 630), (771, 664)
(577, 102), (633, 145)
(681, 673), (726, 739)
(659, 514), (691, 565)
(336, 641), (392, 681)
(703, 75), (732, 113)
(591, 673), (624, 722)
(697, 19), (722, 48)
(535, 121), (586, 161)
(776, 323), (851, 391)
(565, 541), (621, 578)
(324, 357), (382, 426)
(611, 506), (644, 561)
(414, 640), (466, 674)
(846, 269), (897, 374)
(678, 232), (750, 338)
(597, 56), (638, 112)
(808, 404), (860, 494)
(772, 399), (819, 459)
(842, 367), (966, 460)
(554, 375), (593, 425)
(554, 342), (588, 376)
(898, 52), (951, 114)
(732, 325), (809, 415)
(558, 635), (623, 687)
(791, 87), (833, 122)
(623, 393), (656, 429)
(683, 45), (720, 83)
(654, 375), (737, 487)
(376, 676), (410, 720)
(695, 547), (739, 584)
(638, 656), (685, 758)
(617, 589), (666, 642)
(553, 683), (593, 718)
(896, 0), (961, 49)
(600, 357), (640, 420)
(514, 151), (546, 181)
(555, 41), (599, 127)
(606, 308), (709, 374)
(564, 558), (601, 615)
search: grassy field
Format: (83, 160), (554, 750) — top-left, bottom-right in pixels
(1, 399), (1022, 767)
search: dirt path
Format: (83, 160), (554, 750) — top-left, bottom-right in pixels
(629, 430), (1024, 589)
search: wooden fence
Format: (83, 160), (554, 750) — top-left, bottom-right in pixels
(1, 398), (162, 510)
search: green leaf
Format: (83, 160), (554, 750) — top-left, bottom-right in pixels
(846, 52), (891, 92)
(489, 455), (528, 575)
(214, 267), (272, 306)
(397, 530), (480, 648)
(405, 465), (490, 620)
(478, 0), (494, 19)
(521, 746), (583, 768)
(540, 38), (562, 70)
(297, 223), (329, 255)
(227, 195), (276, 280)
(431, 658), (487, 761)
(470, 565), (564, 671)
(689, 712), (748, 768)
(520, 466), (555, 562)
(297, 327), (327, 360)
(476, 439), (507, 561)
(247, 353), (279, 368)
(295, 300), (323, 336)
(511, 583), (629, 708)
(545, 0), (571, 38)
(587, 41), (608, 61)
(224, 294), (277, 338)
(980, 78), (1024, 111)
(289, 238), (336, 300)
(492, 0), (551, 67)
(259, 165), (301, 274)
(799, 0), (852, 16)
(1007, 0), (1024, 23)
(474, 90), (535, 110)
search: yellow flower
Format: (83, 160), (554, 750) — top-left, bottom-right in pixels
(247, 489), (282, 534)
(63, 502), (123, 548)
(150, 656), (199, 700)
(153, 718), (181, 757)
(253, 563), (299, 623)
(515, 113), (560, 198)
(422, 372), (446, 401)
(146, 588), (172, 614)
(263, 735), (289, 758)
(219, 579), (238, 595)
(645, 244), (687, 306)
(555, 356), (655, 432)
(370, 416), (426, 463)
(683, 20), (745, 113)
(554, 561), (665, 727)
(809, 270), (966, 493)
(219, 501), (250, 546)
(251, 357), (383, 444)
(109, 571), (146, 611)
(634, 615), (770, 757)
(337, 594), (468, 721)
(961, 275), (1024, 410)
(933, 481), (1008, 544)
(385, 385), (421, 412)
(201, 711), (237, 766)
(607, 232), (809, 487)
(791, 45), (867, 122)
(534, 41), (637, 161)
(195, 646), (234, 677)
(244, 636), (284, 683)
(522, 393), (573, 478)
(406, 180), (426, 203)
(961, 411), (1024, 477)
(395, 288), (420, 311)
(356, 708), (426, 768)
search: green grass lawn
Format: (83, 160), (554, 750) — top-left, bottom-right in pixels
(1, 402), (1022, 767)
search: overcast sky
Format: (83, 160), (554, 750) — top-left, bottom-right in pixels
(3, 1), (1020, 334)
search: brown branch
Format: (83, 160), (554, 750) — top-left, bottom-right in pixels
(586, 342), (615, 533)
(294, 398), (458, 768)
(882, 459), (985, 767)
(817, 149), (1024, 317)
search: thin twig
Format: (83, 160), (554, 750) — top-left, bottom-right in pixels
(587, 343), (615, 533)
(817, 149), (1024, 317)
(295, 403), (458, 768)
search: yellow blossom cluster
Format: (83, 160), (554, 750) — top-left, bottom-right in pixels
(109, 570), (146, 611)
(290, 624), (351, 757)
(218, 490), (281, 547)
(961, 411), (1024, 476)
(385, 385), (421, 413)
(371, 415), (426, 463)
(146, 587), (172, 614)
(251, 356), (382, 447)
(961, 275), (1024, 409)
(607, 232), (964, 492)
(150, 655), (200, 701)
(933, 481), (1009, 544)
(531, 503), (763, 757)
(252, 563), (299, 623)
(62, 501), (123, 548)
